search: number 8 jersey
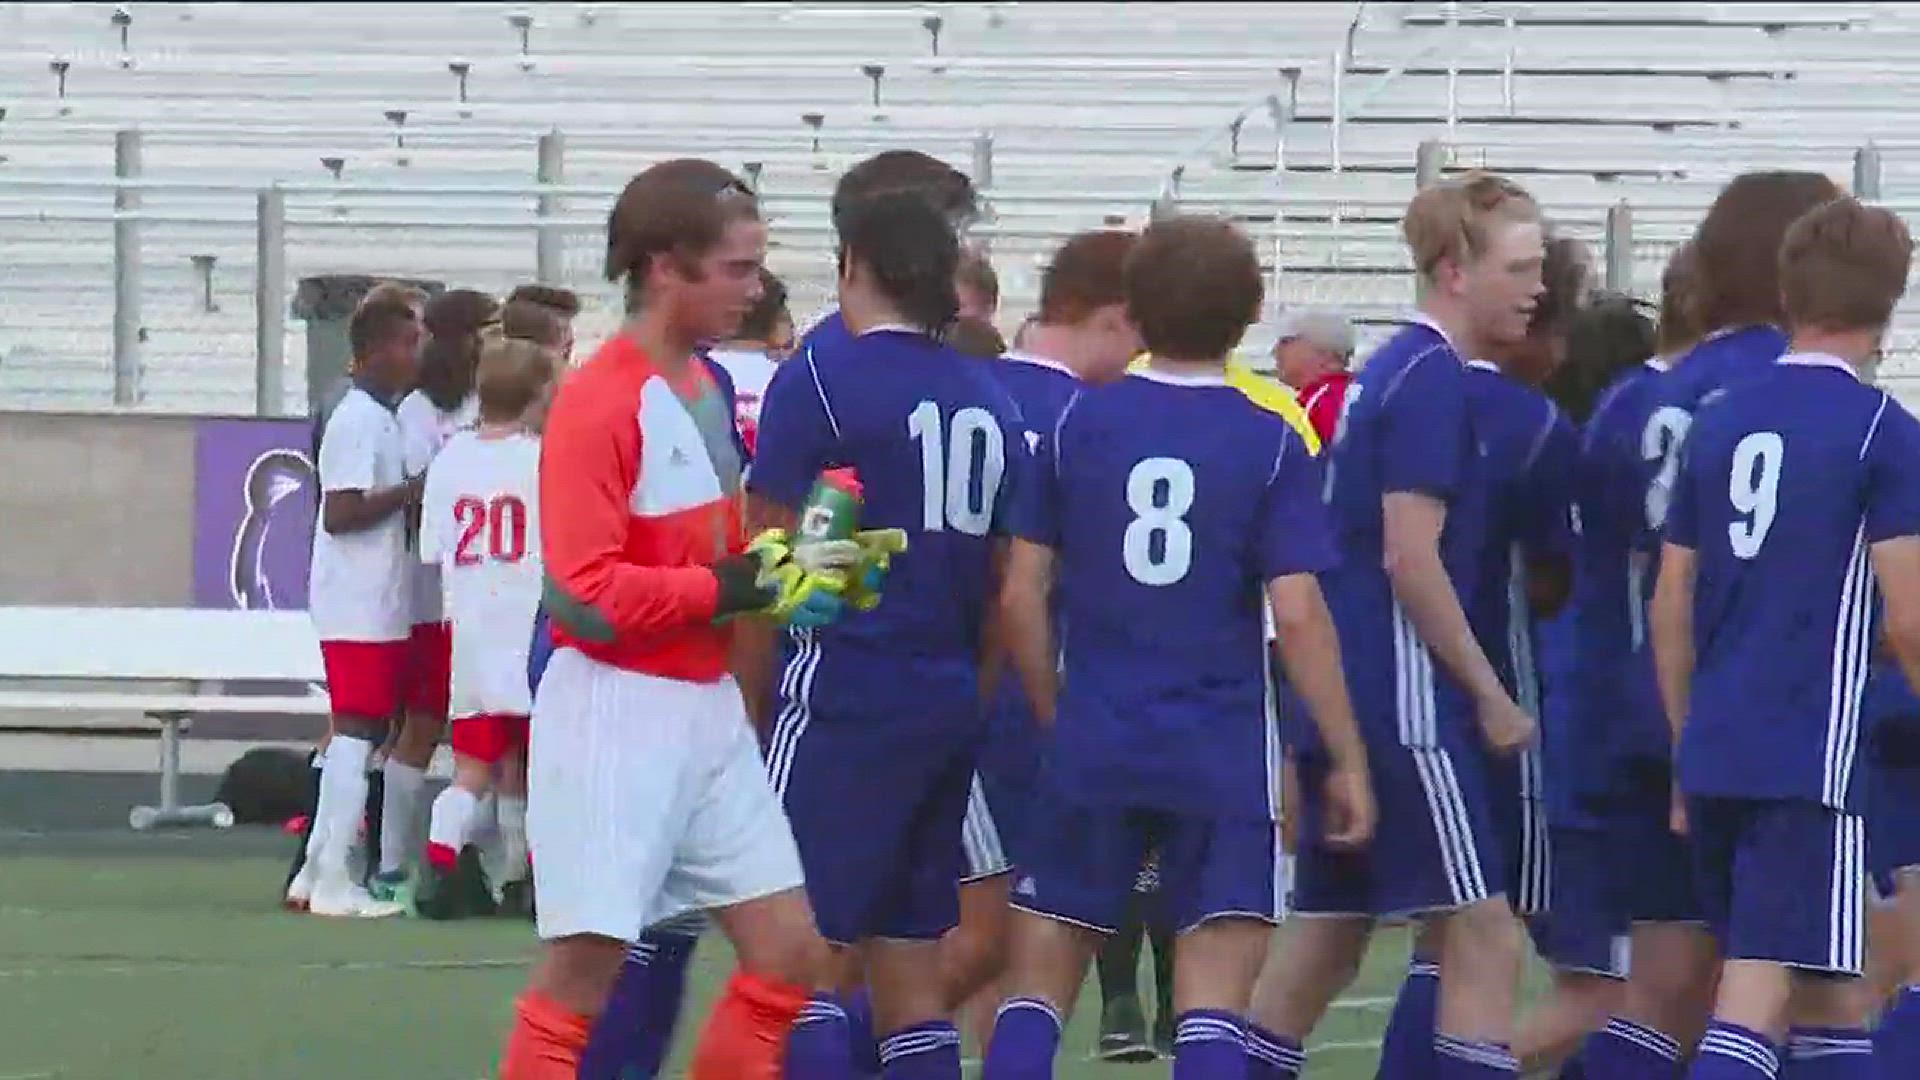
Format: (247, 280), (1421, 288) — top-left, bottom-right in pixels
(419, 429), (544, 721)
(1011, 368), (1334, 819)
(1666, 353), (1920, 813)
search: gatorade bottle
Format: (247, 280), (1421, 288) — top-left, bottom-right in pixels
(796, 467), (862, 549)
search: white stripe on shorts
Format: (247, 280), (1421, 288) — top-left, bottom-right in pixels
(1829, 811), (1865, 974)
(961, 773), (1010, 880)
(765, 628), (821, 798)
(1411, 747), (1490, 906)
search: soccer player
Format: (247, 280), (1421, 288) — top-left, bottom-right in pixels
(982, 214), (1373, 1080)
(708, 268), (792, 454)
(957, 250), (1000, 323)
(1866, 653), (1920, 1071)
(1574, 171), (1840, 1080)
(1248, 172), (1542, 1080)
(505, 283), (581, 363)
(1271, 308), (1355, 447)
(1651, 195), (1920, 1080)
(413, 334), (554, 919)
(498, 159), (851, 1080)
(374, 288), (499, 902)
(288, 292), (424, 918)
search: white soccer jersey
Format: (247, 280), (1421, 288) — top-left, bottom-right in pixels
(707, 346), (778, 429)
(397, 390), (479, 624)
(309, 386), (411, 642)
(420, 429), (543, 720)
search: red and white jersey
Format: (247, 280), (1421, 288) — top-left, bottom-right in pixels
(310, 386), (412, 642)
(707, 347), (778, 451)
(420, 429), (543, 720)
(397, 389), (478, 625)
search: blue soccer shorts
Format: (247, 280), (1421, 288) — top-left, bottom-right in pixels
(1868, 756), (1920, 901)
(1686, 796), (1866, 976)
(1527, 824), (1630, 980)
(1610, 758), (1706, 925)
(1291, 735), (1507, 919)
(1489, 750), (1551, 918)
(1010, 795), (1283, 935)
(961, 772), (1012, 883)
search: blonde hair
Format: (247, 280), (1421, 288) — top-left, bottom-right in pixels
(1403, 172), (1541, 279)
(474, 333), (557, 423)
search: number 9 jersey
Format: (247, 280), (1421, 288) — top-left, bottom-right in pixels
(419, 429), (544, 723)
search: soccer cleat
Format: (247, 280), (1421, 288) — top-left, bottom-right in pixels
(367, 867), (414, 908)
(1150, 1006), (1174, 1059)
(1098, 994), (1156, 1063)
(457, 845), (499, 917)
(497, 877), (536, 921)
(412, 860), (465, 921)
(283, 863), (315, 912)
(308, 880), (405, 918)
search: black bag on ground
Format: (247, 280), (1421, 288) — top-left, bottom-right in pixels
(215, 747), (317, 826)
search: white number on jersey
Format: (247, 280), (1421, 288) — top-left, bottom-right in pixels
(1642, 405), (1694, 530)
(907, 400), (1006, 536)
(1122, 457), (1196, 586)
(453, 494), (529, 566)
(1727, 431), (1784, 559)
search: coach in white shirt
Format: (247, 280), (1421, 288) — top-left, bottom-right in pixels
(290, 292), (426, 919)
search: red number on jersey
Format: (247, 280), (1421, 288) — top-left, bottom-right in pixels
(452, 494), (527, 566)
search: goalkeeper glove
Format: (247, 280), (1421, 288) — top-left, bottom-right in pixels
(712, 530), (852, 629)
(840, 528), (908, 612)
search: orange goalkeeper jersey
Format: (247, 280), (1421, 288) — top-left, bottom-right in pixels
(539, 334), (747, 683)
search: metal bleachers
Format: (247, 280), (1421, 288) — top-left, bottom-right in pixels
(7, 2), (1920, 413)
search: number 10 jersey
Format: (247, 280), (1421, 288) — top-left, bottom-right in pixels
(1011, 368), (1334, 820)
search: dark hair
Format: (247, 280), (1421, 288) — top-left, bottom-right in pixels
(948, 316), (1007, 359)
(506, 283), (581, 319)
(1530, 233), (1591, 337)
(604, 159), (759, 299)
(1542, 293), (1657, 423)
(1694, 170), (1841, 331)
(956, 251), (1000, 311)
(837, 191), (961, 334)
(348, 295), (420, 362)
(1780, 196), (1913, 333)
(1658, 241), (1702, 356)
(736, 268), (790, 342)
(832, 150), (977, 235)
(500, 300), (566, 350)
(1125, 215), (1263, 361)
(416, 289), (499, 412)
(1039, 230), (1137, 324)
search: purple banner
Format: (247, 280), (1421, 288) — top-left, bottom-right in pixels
(191, 418), (317, 611)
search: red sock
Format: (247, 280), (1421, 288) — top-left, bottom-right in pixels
(499, 990), (591, 1080)
(689, 969), (808, 1080)
(425, 841), (458, 871)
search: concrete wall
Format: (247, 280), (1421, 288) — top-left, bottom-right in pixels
(0, 412), (199, 606)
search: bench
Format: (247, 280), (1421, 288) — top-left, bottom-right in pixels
(0, 606), (328, 830)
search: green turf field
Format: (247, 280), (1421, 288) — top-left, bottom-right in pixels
(0, 845), (1425, 1078)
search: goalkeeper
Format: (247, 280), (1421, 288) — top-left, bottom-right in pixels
(501, 159), (871, 1079)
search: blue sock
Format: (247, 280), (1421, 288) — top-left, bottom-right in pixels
(1692, 1020), (1780, 1079)
(578, 929), (697, 1079)
(842, 986), (880, 1075)
(788, 994), (855, 1079)
(878, 1020), (961, 1079)
(982, 997), (1061, 1079)
(1377, 955), (1442, 1078)
(1579, 1016), (1685, 1079)
(1875, 986), (1920, 1079)
(1434, 1034), (1518, 1078)
(1172, 1009), (1247, 1079)
(1782, 1025), (1871, 1079)
(1559, 1051), (1590, 1080)
(1246, 1023), (1305, 1079)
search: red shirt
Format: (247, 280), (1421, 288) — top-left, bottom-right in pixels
(540, 336), (747, 682)
(1297, 370), (1354, 448)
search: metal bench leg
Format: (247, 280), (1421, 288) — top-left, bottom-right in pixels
(129, 713), (235, 831)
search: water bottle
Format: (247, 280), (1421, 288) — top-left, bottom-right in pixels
(796, 467), (862, 550)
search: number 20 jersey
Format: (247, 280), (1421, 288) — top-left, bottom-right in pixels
(419, 430), (544, 720)
(1012, 370), (1334, 820)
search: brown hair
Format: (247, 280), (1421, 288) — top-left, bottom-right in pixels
(474, 335), (557, 423)
(604, 159), (758, 298)
(1657, 241), (1702, 356)
(956, 251), (1000, 311)
(1693, 170), (1841, 331)
(1403, 172), (1541, 279)
(1126, 216), (1263, 361)
(500, 300), (566, 350)
(1779, 197), (1913, 333)
(360, 281), (428, 313)
(948, 316), (1007, 359)
(736, 268), (790, 342)
(832, 150), (977, 234)
(416, 289), (500, 412)
(1531, 233), (1591, 337)
(506, 283), (581, 319)
(1038, 230), (1137, 325)
(348, 294), (420, 362)
(1544, 293), (1657, 424)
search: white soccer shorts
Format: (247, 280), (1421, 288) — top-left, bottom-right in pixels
(527, 648), (805, 943)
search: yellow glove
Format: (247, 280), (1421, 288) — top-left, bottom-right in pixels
(741, 529), (852, 628)
(842, 528), (909, 612)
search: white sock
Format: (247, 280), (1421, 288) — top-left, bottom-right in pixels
(379, 759), (427, 876)
(426, 785), (479, 866)
(308, 735), (371, 880)
(469, 791), (500, 848)
(496, 795), (528, 883)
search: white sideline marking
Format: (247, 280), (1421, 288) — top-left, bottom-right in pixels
(0, 956), (525, 979)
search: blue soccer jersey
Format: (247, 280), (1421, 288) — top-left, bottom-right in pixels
(1317, 317), (1492, 750)
(1668, 354), (1920, 812)
(1011, 369), (1334, 821)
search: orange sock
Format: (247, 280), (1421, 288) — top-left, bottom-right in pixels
(688, 969), (809, 1080)
(500, 990), (592, 1080)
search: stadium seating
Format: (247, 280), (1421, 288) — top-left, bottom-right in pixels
(4, 2), (1920, 414)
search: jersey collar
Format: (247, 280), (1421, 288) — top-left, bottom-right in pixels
(856, 322), (922, 338)
(1405, 311), (1458, 352)
(1646, 357), (1672, 373)
(1777, 351), (1862, 380)
(1004, 351), (1077, 378)
(350, 376), (400, 411)
(1465, 358), (1500, 374)
(1132, 366), (1229, 387)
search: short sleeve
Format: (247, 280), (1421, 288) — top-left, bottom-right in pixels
(1663, 427), (1703, 550)
(1379, 350), (1467, 499)
(1007, 402), (1071, 549)
(1867, 399), (1920, 543)
(747, 351), (839, 510)
(1519, 410), (1579, 558)
(1256, 427), (1339, 580)
(317, 398), (379, 493)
